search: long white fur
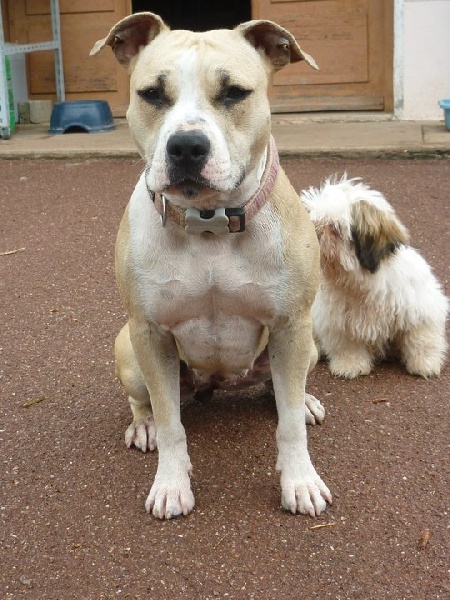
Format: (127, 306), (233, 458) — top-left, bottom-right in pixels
(301, 175), (448, 379)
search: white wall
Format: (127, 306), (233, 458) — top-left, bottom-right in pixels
(395, 0), (450, 120)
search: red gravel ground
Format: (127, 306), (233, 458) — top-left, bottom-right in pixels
(1, 157), (449, 599)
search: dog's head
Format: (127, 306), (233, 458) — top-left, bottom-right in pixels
(91, 12), (317, 209)
(301, 175), (409, 274)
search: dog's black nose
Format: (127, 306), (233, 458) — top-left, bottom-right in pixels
(166, 130), (211, 171)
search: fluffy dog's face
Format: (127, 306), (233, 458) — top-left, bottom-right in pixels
(301, 177), (409, 274)
(91, 13), (317, 210)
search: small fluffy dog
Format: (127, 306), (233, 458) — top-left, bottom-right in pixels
(301, 175), (448, 379)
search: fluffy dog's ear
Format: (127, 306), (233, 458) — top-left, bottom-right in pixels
(236, 20), (318, 71)
(315, 222), (345, 264)
(90, 12), (168, 69)
(351, 200), (409, 273)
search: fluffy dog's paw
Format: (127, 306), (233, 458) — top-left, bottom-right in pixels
(405, 356), (442, 379)
(125, 417), (156, 452)
(305, 393), (325, 425)
(280, 467), (332, 516)
(145, 473), (195, 519)
(329, 357), (372, 379)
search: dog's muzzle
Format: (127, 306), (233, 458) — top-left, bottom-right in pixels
(146, 135), (280, 235)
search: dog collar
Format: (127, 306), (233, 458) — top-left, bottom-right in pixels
(146, 135), (279, 234)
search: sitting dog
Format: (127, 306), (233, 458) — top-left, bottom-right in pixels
(301, 175), (448, 379)
(91, 12), (331, 519)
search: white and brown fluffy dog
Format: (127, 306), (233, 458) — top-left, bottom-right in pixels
(301, 175), (448, 379)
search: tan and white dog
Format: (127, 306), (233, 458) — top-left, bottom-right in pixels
(91, 12), (332, 519)
(301, 175), (448, 379)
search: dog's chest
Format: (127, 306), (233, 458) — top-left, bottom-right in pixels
(154, 252), (276, 319)
(134, 219), (285, 373)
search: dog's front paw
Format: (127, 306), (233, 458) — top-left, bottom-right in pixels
(404, 353), (443, 379)
(125, 416), (156, 452)
(145, 472), (195, 519)
(329, 356), (372, 379)
(280, 466), (332, 517)
(406, 362), (441, 379)
(305, 393), (325, 425)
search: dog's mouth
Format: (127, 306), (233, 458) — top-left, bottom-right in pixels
(166, 177), (214, 200)
(165, 168), (245, 202)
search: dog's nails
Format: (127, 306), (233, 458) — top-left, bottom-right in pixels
(166, 507), (182, 519)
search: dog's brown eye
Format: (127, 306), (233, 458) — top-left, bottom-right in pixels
(221, 86), (252, 106)
(138, 87), (167, 107)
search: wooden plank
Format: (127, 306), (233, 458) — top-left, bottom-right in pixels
(272, 3), (368, 86)
(25, 1), (115, 16)
(271, 94), (385, 112)
(253, 0), (393, 113)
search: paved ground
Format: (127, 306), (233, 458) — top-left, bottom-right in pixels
(0, 116), (449, 160)
(1, 156), (449, 599)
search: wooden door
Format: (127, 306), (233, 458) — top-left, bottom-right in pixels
(8, 0), (131, 116)
(252, 0), (393, 112)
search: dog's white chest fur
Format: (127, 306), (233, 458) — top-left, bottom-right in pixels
(129, 176), (284, 376)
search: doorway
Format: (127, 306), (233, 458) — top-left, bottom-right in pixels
(131, 1), (251, 31)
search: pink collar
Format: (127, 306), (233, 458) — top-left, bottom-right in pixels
(146, 136), (279, 234)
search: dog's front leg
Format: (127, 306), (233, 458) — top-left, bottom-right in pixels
(129, 319), (194, 519)
(269, 317), (332, 516)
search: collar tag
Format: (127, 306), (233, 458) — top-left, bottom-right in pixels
(185, 207), (230, 235)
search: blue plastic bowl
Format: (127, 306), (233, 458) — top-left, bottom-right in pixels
(49, 100), (115, 134)
(438, 99), (450, 131)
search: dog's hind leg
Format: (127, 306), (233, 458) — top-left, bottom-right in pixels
(305, 394), (326, 424)
(266, 385), (326, 425)
(304, 341), (325, 424)
(115, 323), (156, 452)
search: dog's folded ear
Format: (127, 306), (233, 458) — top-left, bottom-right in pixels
(351, 200), (410, 274)
(236, 20), (318, 71)
(90, 12), (168, 69)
